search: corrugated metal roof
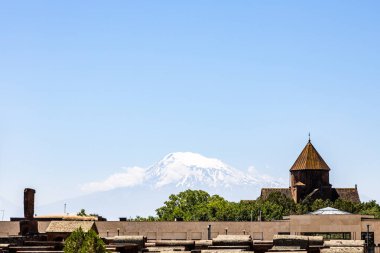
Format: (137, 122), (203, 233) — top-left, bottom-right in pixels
(309, 207), (351, 215)
(290, 141), (330, 171)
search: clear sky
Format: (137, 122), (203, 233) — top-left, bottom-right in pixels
(1, 1), (380, 214)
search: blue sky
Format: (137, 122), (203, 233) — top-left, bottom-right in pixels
(1, 1), (380, 214)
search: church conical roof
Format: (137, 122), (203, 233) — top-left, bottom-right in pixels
(290, 140), (330, 171)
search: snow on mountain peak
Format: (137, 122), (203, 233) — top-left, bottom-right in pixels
(157, 152), (230, 170)
(82, 152), (284, 193)
(145, 152), (281, 189)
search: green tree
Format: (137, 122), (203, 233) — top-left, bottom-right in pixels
(156, 189), (211, 221)
(152, 189), (380, 222)
(295, 203), (308, 215)
(77, 209), (88, 217)
(237, 201), (258, 221)
(64, 227), (86, 253)
(207, 195), (233, 221)
(310, 199), (332, 211)
(64, 228), (108, 253)
(256, 192), (297, 220)
(332, 199), (359, 213)
(128, 216), (159, 221)
(81, 229), (107, 253)
(358, 200), (380, 218)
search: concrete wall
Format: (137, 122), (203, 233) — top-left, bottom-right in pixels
(0, 221), (20, 236)
(290, 214), (362, 240)
(361, 219), (380, 245)
(3, 214), (380, 244)
(95, 221), (290, 240)
(95, 215), (375, 242)
(0, 221), (53, 236)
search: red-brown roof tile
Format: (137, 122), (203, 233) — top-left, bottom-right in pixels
(290, 141), (330, 171)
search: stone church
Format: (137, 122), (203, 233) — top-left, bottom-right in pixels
(260, 139), (360, 203)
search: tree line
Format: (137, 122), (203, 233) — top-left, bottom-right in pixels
(129, 189), (380, 221)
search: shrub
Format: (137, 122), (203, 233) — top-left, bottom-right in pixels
(64, 227), (107, 253)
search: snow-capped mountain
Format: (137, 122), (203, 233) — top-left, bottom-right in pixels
(145, 152), (282, 189)
(81, 151), (284, 193)
(38, 152), (285, 220)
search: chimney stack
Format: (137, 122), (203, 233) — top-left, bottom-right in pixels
(24, 188), (35, 220)
(20, 188), (38, 236)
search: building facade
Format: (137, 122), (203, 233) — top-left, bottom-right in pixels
(1, 212), (380, 245)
